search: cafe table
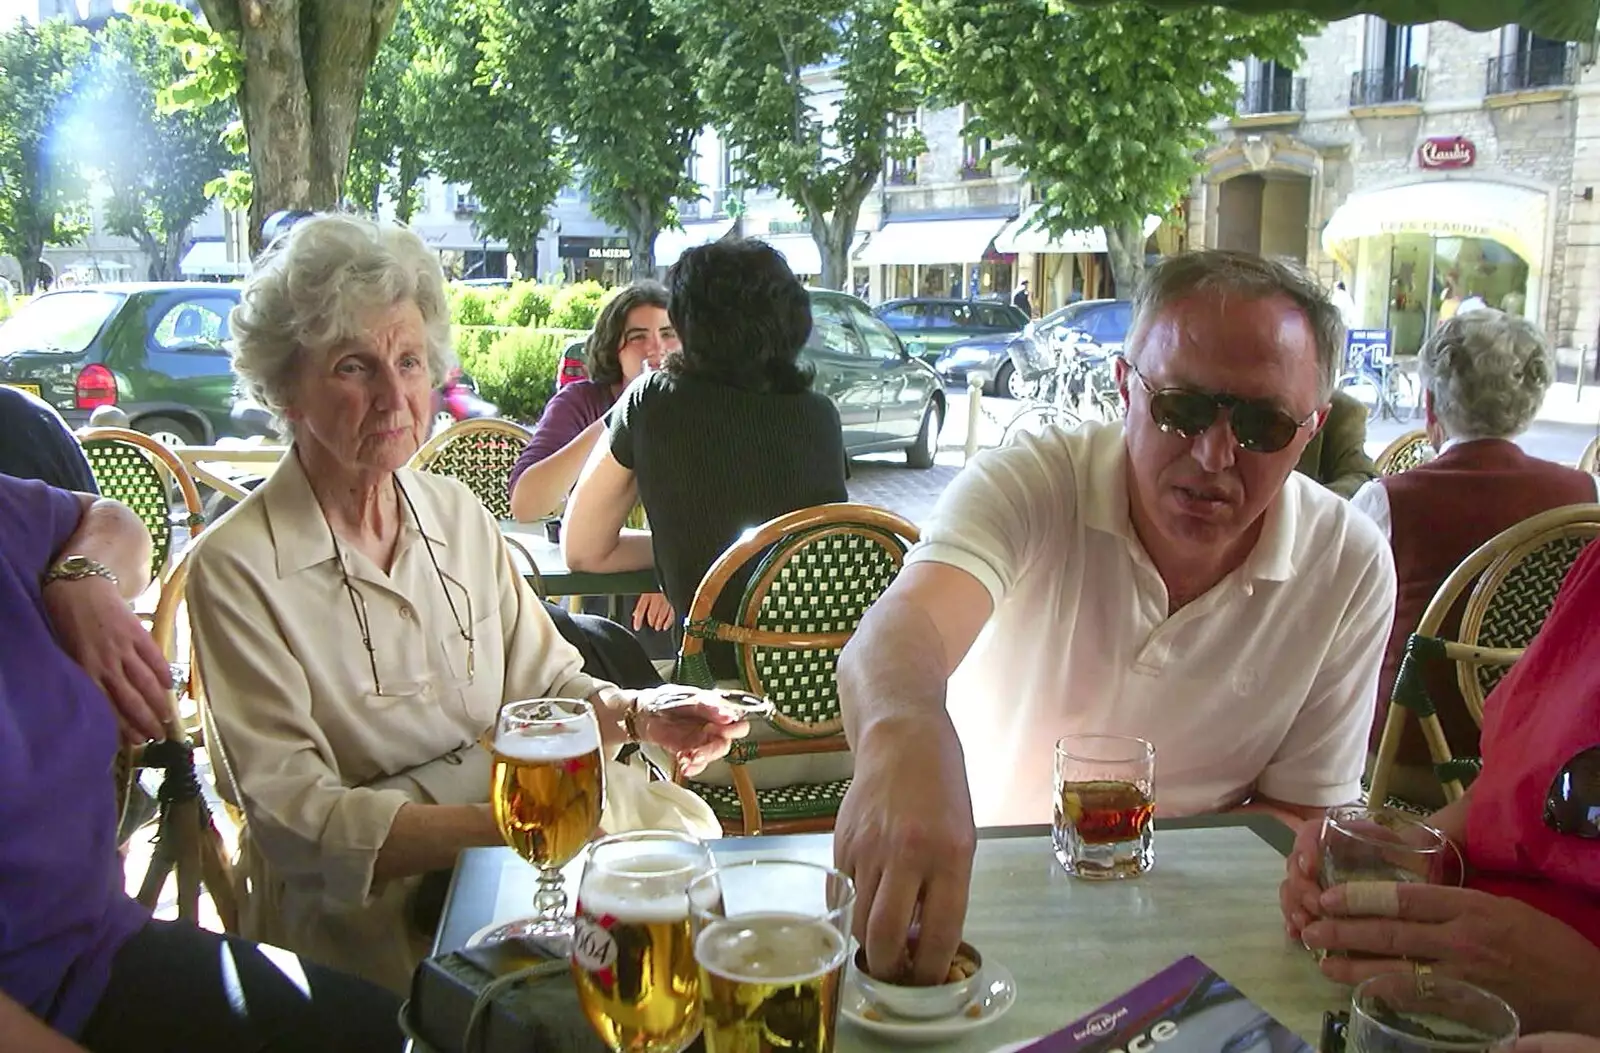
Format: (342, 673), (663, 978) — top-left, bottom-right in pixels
(430, 815), (1346, 1052)
(499, 520), (659, 618)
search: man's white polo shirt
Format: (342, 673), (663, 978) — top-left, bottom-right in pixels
(907, 421), (1396, 824)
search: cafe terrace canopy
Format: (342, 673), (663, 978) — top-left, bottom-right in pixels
(1319, 180), (1549, 272)
(1067, 0), (1596, 40)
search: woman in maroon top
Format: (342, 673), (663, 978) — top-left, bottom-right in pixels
(1280, 540), (1600, 1037)
(508, 281), (679, 635)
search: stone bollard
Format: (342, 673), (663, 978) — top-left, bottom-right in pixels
(965, 374), (984, 464)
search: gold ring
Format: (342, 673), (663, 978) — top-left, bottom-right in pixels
(1413, 960), (1435, 994)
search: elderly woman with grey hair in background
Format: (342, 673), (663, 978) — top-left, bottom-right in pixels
(1351, 309), (1600, 807)
(185, 214), (748, 991)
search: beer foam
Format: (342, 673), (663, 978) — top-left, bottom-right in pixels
(580, 881), (691, 924)
(493, 718), (601, 761)
(696, 913), (848, 984)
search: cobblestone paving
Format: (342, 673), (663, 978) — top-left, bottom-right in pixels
(845, 454), (961, 526)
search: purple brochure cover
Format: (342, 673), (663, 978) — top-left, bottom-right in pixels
(1020, 956), (1313, 1053)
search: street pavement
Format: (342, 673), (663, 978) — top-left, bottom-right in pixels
(848, 383), (1600, 526)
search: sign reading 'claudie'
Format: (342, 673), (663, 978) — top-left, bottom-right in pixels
(1419, 136), (1476, 169)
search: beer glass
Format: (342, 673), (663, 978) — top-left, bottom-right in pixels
(1053, 734), (1156, 879)
(1349, 973), (1518, 1053)
(482, 697), (605, 947)
(573, 831), (715, 1053)
(688, 860), (855, 1053)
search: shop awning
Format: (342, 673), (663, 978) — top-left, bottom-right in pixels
(855, 216), (1012, 266)
(750, 232), (868, 277)
(654, 218), (736, 268)
(1071, 1), (1596, 41)
(179, 240), (246, 277)
(1321, 180), (1549, 271)
(994, 208), (1164, 255)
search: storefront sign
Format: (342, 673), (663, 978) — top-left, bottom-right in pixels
(1418, 137), (1476, 170)
(1346, 328), (1393, 370)
(558, 236), (630, 261)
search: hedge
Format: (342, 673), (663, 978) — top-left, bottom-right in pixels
(453, 325), (586, 425)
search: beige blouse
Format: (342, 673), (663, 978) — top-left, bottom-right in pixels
(187, 451), (605, 991)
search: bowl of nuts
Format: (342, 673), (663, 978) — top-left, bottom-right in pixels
(851, 941), (984, 1020)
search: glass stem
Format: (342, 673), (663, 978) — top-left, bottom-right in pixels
(534, 865), (567, 925)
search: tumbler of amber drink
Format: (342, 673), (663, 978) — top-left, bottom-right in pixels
(1053, 734), (1156, 879)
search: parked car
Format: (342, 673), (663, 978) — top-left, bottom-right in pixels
(872, 297), (1029, 365)
(557, 337), (588, 389)
(0, 283), (242, 446)
(555, 289), (946, 468)
(1007, 298), (1133, 387)
(935, 297), (1133, 398)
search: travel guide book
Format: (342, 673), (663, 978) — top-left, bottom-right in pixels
(1016, 956), (1314, 1053)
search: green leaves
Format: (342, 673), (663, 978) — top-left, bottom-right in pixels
(895, 0), (1317, 290)
(0, 19), (94, 289)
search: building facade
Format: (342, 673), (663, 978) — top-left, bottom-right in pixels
(1196, 17), (1597, 356)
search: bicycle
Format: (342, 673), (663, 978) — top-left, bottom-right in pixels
(1001, 341), (1124, 445)
(1337, 343), (1418, 423)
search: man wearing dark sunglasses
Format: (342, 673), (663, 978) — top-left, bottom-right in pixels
(1285, 539), (1600, 1037)
(834, 249), (1396, 987)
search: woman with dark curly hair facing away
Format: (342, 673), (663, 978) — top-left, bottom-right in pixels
(562, 238), (848, 679)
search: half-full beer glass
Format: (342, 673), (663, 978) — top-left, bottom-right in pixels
(688, 860), (855, 1053)
(1053, 734), (1156, 878)
(572, 831), (715, 1053)
(482, 697), (605, 947)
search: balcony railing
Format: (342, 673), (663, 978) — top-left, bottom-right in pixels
(1486, 44), (1578, 95)
(1350, 65), (1425, 107)
(1238, 75), (1306, 116)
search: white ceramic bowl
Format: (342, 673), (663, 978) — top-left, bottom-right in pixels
(851, 942), (984, 1020)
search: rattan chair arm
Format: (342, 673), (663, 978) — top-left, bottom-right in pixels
(1439, 643), (1521, 667)
(730, 766), (764, 836)
(77, 426), (207, 530)
(724, 735), (850, 764)
(501, 534), (545, 598)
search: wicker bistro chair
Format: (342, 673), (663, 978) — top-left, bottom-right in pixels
(1374, 429), (1432, 477)
(409, 418), (532, 522)
(78, 427), (206, 589)
(1369, 504), (1600, 806)
(674, 503), (920, 836)
(1579, 435), (1599, 473)
(114, 554), (240, 932)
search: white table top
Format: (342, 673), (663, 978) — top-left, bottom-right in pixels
(433, 819), (1344, 1051)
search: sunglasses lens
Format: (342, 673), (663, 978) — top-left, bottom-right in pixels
(1230, 402), (1300, 454)
(1149, 391), (1219, 438)
(1545, 747), (1600, 839)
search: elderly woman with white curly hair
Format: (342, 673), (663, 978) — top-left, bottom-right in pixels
(1351, 309), (1600, 806)
(185, 214), (748, 991)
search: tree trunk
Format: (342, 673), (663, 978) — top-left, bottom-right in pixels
(202, 0), (400, 255)
(807, 183), (871, 292)
(1104, 221), (1147, 298)
(19, 235), (43, 293)
(508, 235), (537, 280)
(160, 230), (186, 282)
(392, 152), (424, 225)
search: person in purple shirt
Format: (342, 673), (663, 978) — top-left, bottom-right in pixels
(0, 475), (402, 1052)
(508, 280), (679, 638)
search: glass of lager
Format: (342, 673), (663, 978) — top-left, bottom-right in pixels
(688, 860), (854, 1053)
(482, 697), (606, 948)
(572, 831), (715, 1053)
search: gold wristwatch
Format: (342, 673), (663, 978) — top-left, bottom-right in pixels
(42, 555), (120, 590)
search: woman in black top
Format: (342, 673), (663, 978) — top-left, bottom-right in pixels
(562, 238), (848, 676)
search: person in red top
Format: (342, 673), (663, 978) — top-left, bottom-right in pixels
(1280, 538), (1600, 1036)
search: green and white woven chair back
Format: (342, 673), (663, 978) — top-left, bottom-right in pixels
(418, 429), (524, 521)
(735, 524), (909, 733)
(1472, 534), (1591, 699)
(82, 439), (173, 581)
(1388, 438), (1430, 475)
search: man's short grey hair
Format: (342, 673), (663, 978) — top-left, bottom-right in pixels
(1125, 249), (1345, 401)
(1421, 309), (1551, 441)
(230, 213), (454, 433)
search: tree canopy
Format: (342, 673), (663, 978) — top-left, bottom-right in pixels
(895, 0), (1317, 292)
(664, 0), (923, 289)
(89, 11), (235, 280)
(488, 0), (702, 276)
(0, 19), (91, 292)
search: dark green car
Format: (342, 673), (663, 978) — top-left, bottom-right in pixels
(872, 297), (1030, 365)
(0, 283), (241, 445)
